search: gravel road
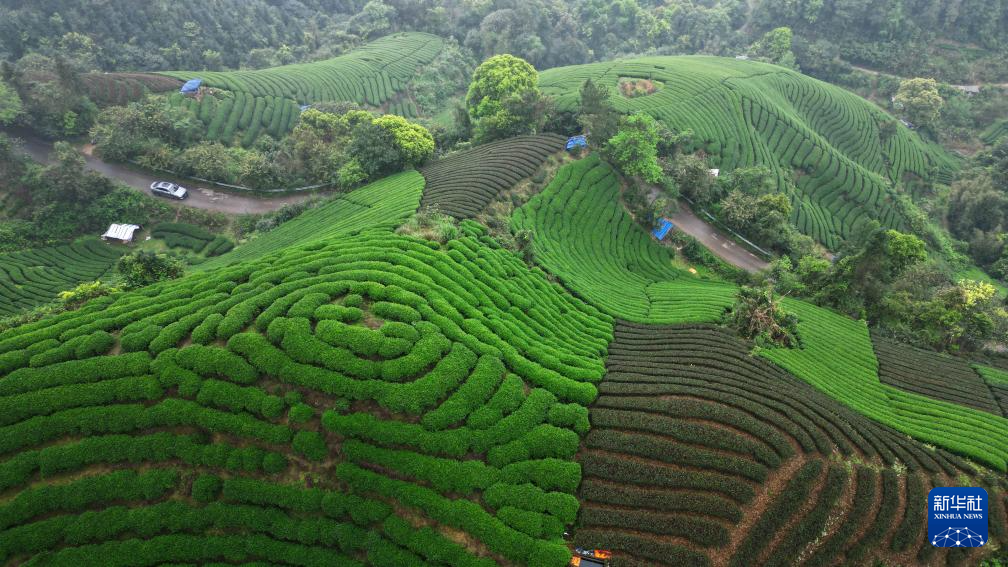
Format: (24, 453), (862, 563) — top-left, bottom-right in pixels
(10, 131), (318, 215)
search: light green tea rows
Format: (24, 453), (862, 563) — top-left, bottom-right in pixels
(511, 155), (736, 323)
(200, 171), (424, 270)
(759, 299), (1008, 471)
(539, 56), (958, 249)
(0, 238), (123, 316)
(159, 33), (444, 145)
(0, 223), (614, 566)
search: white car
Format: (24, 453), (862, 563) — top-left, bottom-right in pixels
(150, 181), (189, 200)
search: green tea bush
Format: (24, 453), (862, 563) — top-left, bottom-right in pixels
(291, 430), (327, 462)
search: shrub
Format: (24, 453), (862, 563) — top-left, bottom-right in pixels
(288, 403), (314, 424)
(191, 474), (222, 502)
(725, 284), (800, 348)
(292, 431), (327, 462)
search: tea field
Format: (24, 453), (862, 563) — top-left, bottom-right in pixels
(873, 332), (1003, 415)
(511, 155), (737, 323)
(538, 56), (959, 249)
(159, 33), (445, 146)
(0, 223), (615, 566)
(0, 238), (124, 316)
(1, 137), (1005, 566)
(759, 299), (1008, 471)
(80, 73), (183, 106)
(510, 155), (1008, 473)
(420, 134), (566, 218)
(151, 222), (234, 257)
(578, 322), (1005, 567)
(199, 171), (424, 269)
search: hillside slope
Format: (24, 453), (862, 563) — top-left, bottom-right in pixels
(199, 171), (424, 270)
(0, 149), (1004, 565)
(0, 225), (614, 566)
(512, 156), (737, 323)
(514, 155), (1008, 471)
(540, 56), (958, 249)
(0, 238), (123, 316)
(158, 33), (445, 145)
(578, 322), (1001, 567)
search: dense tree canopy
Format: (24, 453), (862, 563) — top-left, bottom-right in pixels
(0, 80), (21, 125)
(605, 113), (662, 183)
(466, 54), (548, 142)
(894, 78), (944, 129)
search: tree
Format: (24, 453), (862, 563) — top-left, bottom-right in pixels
(465, 54), (547, 142)
(667, 154), (720, 205)
(372, 115), (435, 167)
(578, 79), (618, 146)
(720, 165), (775, 196)
(34, 142), (114, 206)
(879, 119), (898, 141)
(750, 27), (798, 70)
(348, 120), (402, 177)
(720, 190), (758, 230)
(116, 251), (184, 289)
(606, 113), (662, 183)
(58, 280), (117, 310)
(0, 81), (21, 125)
(348, 0), (396, 39)
(725, 284), (800, 348)
(894, 78), (943, 129)
(751, 192), (793, 245)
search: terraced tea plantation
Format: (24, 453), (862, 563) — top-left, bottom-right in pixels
(159, 33), (444, 145)
(873, 332), (1003, 415)
(200, 171), (424, 269)
(0, 222), (615, 565)
(973, 364), (1008, 417)
(0, 238), (124, 316)
(982, 119), (1008, 145)
(760, 299), (1008, 471)
(80, 73), (182, 106)
(512, 155), (736, 323)
(420, 134), (566, 218)
(579, 322), (1006, 567)
(539, 57), (959, 249)
(0, 138), (1004, 565)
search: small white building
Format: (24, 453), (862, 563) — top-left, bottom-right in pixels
(709, 168), (720, 178)
(953, 85), (981, 95)
(101, 223), (142, 244)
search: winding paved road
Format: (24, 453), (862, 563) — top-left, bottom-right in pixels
(10, 131), (770, 272)
(669, 202), (770, 273)
(9, 131), (318, 215)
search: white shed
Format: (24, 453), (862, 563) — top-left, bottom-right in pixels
(101, 223), (142, 244)
(709, 168), (720, 178)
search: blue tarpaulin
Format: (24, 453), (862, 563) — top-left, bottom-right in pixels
(180, 78), (202, 94)
(566, 135), (587, 150)
(652, 218), (674, 240)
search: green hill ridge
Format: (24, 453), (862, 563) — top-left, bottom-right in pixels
(540, 56), (959, 249)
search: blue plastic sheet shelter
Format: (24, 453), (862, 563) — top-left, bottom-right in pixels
(180, 78), (202, 94)
(566, 135), (588, 150)
(652, 218), (674, 240)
